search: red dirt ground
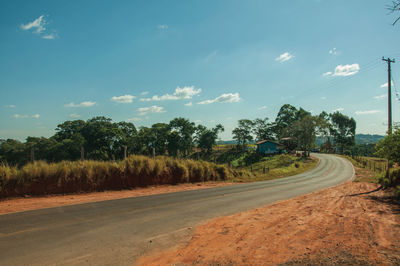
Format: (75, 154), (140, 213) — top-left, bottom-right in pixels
(0, 182), (236, 215)
(138, 180), (400, 265)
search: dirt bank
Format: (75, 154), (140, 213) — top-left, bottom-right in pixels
(138, 181), (400, 265)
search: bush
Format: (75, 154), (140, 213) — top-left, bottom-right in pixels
(0, 155), (245, 198)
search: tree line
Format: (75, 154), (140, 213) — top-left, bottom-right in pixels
(232, 104), (356, 156)
(0, 104), (356, 166)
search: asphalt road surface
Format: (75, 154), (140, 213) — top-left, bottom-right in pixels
(0, 154), (354, 265)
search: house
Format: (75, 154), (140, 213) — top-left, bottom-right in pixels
(256, 140), (284, 155)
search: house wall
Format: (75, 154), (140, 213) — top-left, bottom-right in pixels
(257, 142), (278, 154)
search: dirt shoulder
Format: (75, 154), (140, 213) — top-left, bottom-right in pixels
(0, 182), (236, 215)
(138, 177), (400, 265)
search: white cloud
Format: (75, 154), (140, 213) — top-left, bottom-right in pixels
(127, 117), (142, 122)
(198, 93), (241, 105)
(327, 64), (360, 77)
(140, 86), (201, 101)
(374, 94), (387, 100)
(333, 107), (344, 112)
(380, 81), (394, 88)
(157, 24), (168, 30)
(321, 96), (327, 100)
(5, 105), (16, 108)
(329, 48), (338, 55)
(13, 114), (28, 119)
(138, 105), (166, 115)
(42, 33), (56, 40)
(111, 94), (136, 103)
(355, 110), (381, 115)
(141, 91), (149, 95)
(194, 120), (202, 123)
(258, 106), (268, 110)
(275, 52), (293, 63)
(323, 71), (332, 77)
(185, 102), (193, 106)
(69, 113), (80, 118)
(21, 15), (46, 33)
(32, 114), (40, 119)
(64, 101), (96, 107)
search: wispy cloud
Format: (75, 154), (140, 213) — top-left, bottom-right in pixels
(355, 110), (381, 115)
(258, 106), (268, 110)
(141, 91), (149, 95)
(42, 33), (56, 40)
(21, 15), (46, 33)
(204, 50), (218, 62)
(380, 81), (394, 88)
(198, 93), (241, 105)
(69, 113), (80, 118)
(157, 24), (168, 30)
(138, 105), (166, 115)
(127, 117), (142, 122)
(111, 94), (135, 103)
(329, 48), (338, 55)
(374, 94), (387, 100)
(140, 86), (201, 101)
(275, 52), (293, 63)
(185, 102), (193, 106)
(20, 15), (57, 39)
(321, 96), (327, 100)
(13, 114), (40, 119)
(324, 64), (360, 77)
(5, 104), (16, 108)
(333, 107), (344, 112)
(64, 101), (96, 107)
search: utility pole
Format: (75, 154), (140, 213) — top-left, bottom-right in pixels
(382, 57), (395, 134)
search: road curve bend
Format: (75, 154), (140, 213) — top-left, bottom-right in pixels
(0, 154), (354, 265)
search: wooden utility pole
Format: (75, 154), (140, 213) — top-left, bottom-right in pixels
(382, 57), (395, 134)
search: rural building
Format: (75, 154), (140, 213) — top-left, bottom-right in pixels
(256, 140), (284, 155)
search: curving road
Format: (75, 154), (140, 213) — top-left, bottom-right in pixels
(0, 154), (353, 265)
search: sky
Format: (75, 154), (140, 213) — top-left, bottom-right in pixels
(1, 0), (400, 141)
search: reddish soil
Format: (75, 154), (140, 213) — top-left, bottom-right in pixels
(138, 181), (400, 265)
(0, 182), (236, 215)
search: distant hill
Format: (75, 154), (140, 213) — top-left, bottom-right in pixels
(355, 134), (384, 145)
(316, 134), (384, 146)
(221, 134), (385, 146)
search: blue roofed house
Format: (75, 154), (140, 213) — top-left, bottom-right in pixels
(256, 140), (284, 155)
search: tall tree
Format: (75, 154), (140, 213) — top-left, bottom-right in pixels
(196, 124), (224, 153)
(290, 115), (317, 157)
(253, 117), (274, 141)
(169, 117), (196, 156)
(329, 112), (356, 154)
(232, 119), (254, 149)
(274, 104), (298, 138)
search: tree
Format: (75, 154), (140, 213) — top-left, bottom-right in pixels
(330, 112), (356, 154)
(169, 118), (196, 156)
(196, 124), (224, 153)
(290, 115), (317, 157)
(375, 127), (400, 164)
(253, 118), (274, 141)
(151, 123), (170, 155)
(273, 104), (298, 138)
(232, 119), (254, 149)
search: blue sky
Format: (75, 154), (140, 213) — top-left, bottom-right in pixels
(1, 0), (400, 140)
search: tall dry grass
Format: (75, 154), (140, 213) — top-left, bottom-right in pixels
(0, 155), (253, 197)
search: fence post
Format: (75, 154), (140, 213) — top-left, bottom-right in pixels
(152, 148), (155, 159)
(81, 146), (84, 161)
(30, 147), (35, 163)
(124, 145), (127, 160)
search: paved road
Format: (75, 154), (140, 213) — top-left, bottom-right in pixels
(0, 154), (353, 265)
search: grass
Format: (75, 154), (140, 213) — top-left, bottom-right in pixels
(0, 152), (319, 198)
(234, 154), (318, 182)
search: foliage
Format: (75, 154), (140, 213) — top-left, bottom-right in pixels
(0, 155), (254, 197)
(375, 127), (400, 165)
(252, 118), (274, 141)
(329, 112), (356, 154)
(232, 119), (254, 149)
(196, 124), (224, 153)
